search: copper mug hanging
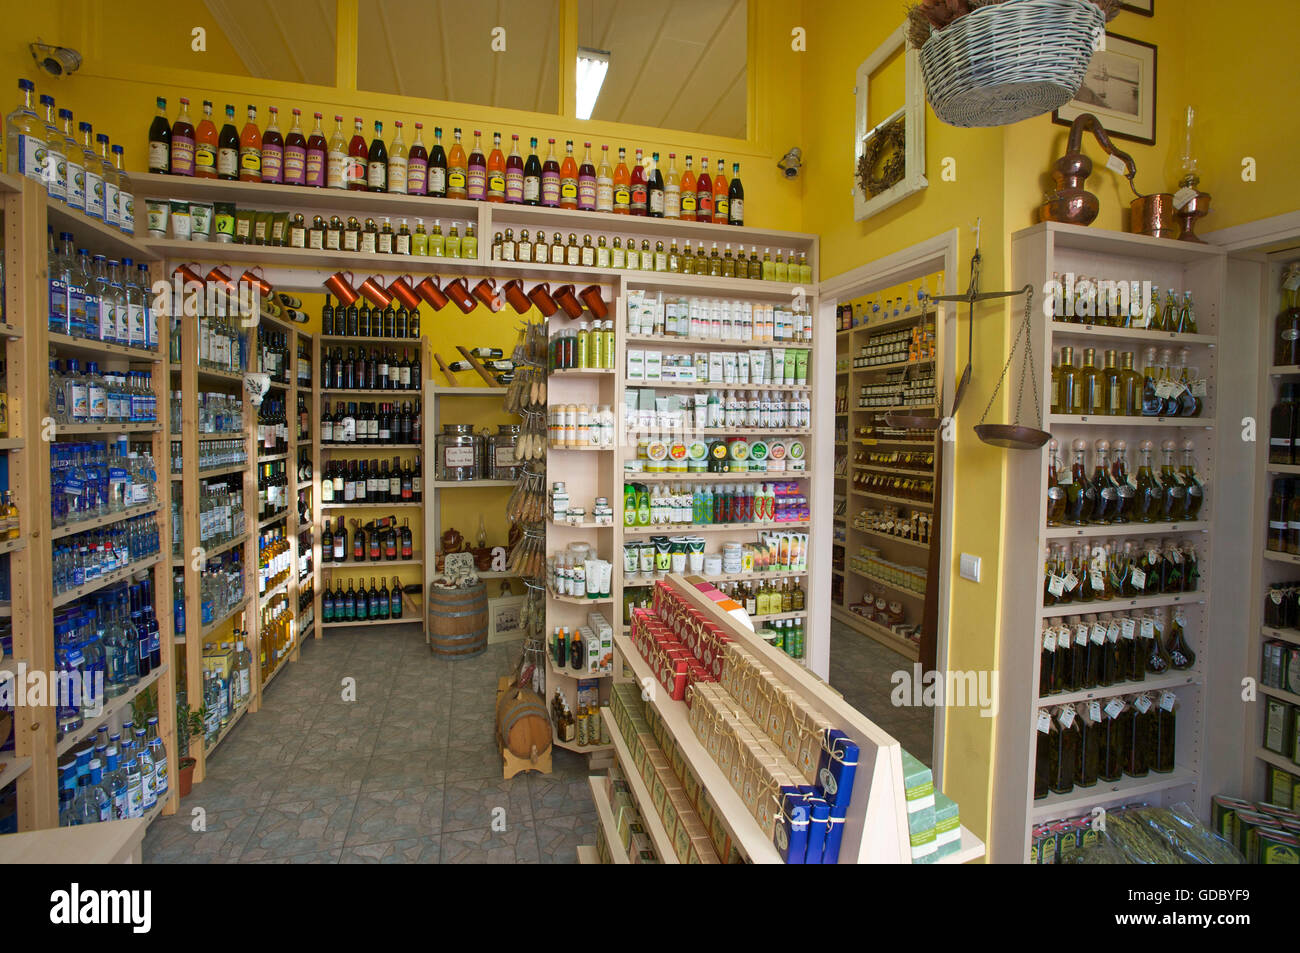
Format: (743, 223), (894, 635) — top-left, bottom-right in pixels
(553, 284), (584, 320)
(324, 270), (360, 306)
(502, 279), (531, 315)
(443, 277), (476, 314)
(172, 262), (205, 292)
(388, 274), (423, 311)
(206, 265), (238, 297)
(415, 276), (450, 310)
(472, 277), (504, 312)
(358, 274), (393, 308)
(240, 266), (274, 298)
(527, 282), (559, 317)
(579, 284), (608, 319)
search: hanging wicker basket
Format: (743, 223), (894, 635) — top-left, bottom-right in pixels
(920, 0), (1105, 128)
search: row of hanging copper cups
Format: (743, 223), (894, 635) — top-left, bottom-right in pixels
(322, 271), (608, 320)
(173, 262), (277, 298)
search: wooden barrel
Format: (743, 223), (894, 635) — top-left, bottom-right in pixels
(428, 582), (488, 658)
(495, 685), (552, 758)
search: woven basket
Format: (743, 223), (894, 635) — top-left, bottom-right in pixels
(920, 0), (1105, 128)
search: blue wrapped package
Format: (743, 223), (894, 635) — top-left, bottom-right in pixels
(815, 728), (860, 820)
(807, 795), (832, 863)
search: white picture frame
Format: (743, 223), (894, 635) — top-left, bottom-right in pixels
(854, 22), (928, 222)
(488, 594), (527, 643)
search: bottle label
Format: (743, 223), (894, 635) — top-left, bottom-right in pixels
(283, 144), (306, 183)
(367, 161), (387, 190)
(347, 156), (366, 188)
(240, 145), (262, 175)
(542, 173), (560, 205)
(104, 181), (120, 225)
(128, 304), (144, 345)
(631, 185), (647, 209)
(730, 198), (743, 223)
(171, 135), (195, 175)
(326, 149), (347, 187)
(649, 190), (664, 216)
(505, 169), (524, 202)
(447, 169), (467, 192)
(84, 169), (105, 219)
(43, 147), (65, 196)
(408, 158), (428, 194)
(488, 172), (506, 199)
(147, 141), (169, 173)
(66, 159), (85, 209)
(467, 165), (486, 200)
(716, 195), (729, 220)
(681, 192), (697, 216)
(560, 177), (578, 203)
(388, 157), (408, 193)
(194, 142), (216, 175)
(614, 186), (630, 209)
(578, 175), (597, 210)
(429, 167), (447, 194)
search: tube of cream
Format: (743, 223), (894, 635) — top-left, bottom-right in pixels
(189, 202), (213, 241)
(585, 560), (598, 599)
(145, 199), (170, 238)
(772, 348), (786, 386)
(795, 349), (808, 386)
(170, 201), (192, 240)
(751, 350), (768, 385)
(694, 392), (707, 430)
(737, 352), (750, 385)
(723, 353), (737, 385)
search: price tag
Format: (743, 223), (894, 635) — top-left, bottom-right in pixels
(1075, 626), (1089, 647)
(1171, 549), (1182, 563)
(1147, 549), (1159, 565)
(1159, 691), (1177, 711)
(1132, 567), (1147, 589)
(1106, 154), (1129, 176)
(1272, 590), (1283, 605)
(1121, 618), (1136, 640)
(1141, 618), (1155, 640)
(1058, 705), (1076, 729)
(1037, 710), (1053, 733)
(1133, 694), (1153, 714)
(1284, 269), (1300, 292)
(1043, 630), (1057, 652)
(1091, 571), (1105, 591)
(1063, 572), (1079, 592)
(1058, 472), (1074, 485)
(1089, 700), (1103, 722)
(1105, 698), (1125, 719)
(1173, 186), (1199, 210)
(1192, 379), (1208, 398)
(1090, 625), (1106, 646)
(1048, 574), (1065, 597)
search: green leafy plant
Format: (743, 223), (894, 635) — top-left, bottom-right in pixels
(175, 701), (207, 762)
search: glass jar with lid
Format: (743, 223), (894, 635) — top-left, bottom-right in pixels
(437, 423), (482, 481)
(486, 424), (521, 480)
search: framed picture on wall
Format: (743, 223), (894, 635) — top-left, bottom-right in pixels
(1052, 32), (1157, 145)
(1120, 0), (1154, 15)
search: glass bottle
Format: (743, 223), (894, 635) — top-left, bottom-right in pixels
(1063, 438), (1097, 525)
(1268, 478), (1291, 552)
(305, 111), (327, 187)
(446, 126), (467, 199)
(1157, 439), (1187, 522)
(144, 93), (169, 175)
(1090, 439), (1119, 523)
(38, 93), (65, 201)
(1116, 351), (1141, 416)
(367, 120), (388, 192)
(387, 120), (408, 195)
(1132, 441), (1163, 523)
(1053, 346), (1079, 414)
(1145, 616), (1171, 676)
(1179, 441), (1204, 522)
(1101, 349), (1122, 416)
(1045, 439), (1066, 526)
(1078, 347), (1103, 415)
(1140, 346), (1163, 416)
(1109, 543), (1134, 599)
(1159, 289), (1179, 334)
(260, 105), (283, 183)
(1110, 439), (1136, 523)
(238, 105), (261, 182)
(1174, 347), (1201, 417)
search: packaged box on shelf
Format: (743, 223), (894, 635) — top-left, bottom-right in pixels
(645, 351), (663, 381)
(627, 349), (645, 381)
(934, 793), (961, 859)
(903, 749), (938, 864)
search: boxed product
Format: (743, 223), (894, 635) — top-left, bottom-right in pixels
(934, 793), (961, 859)
(902, 749), (937, 864)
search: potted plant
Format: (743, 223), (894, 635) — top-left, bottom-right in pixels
(175, 702), (207, 798)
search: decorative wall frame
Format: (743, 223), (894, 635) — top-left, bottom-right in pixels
(854, 23), (928, 222)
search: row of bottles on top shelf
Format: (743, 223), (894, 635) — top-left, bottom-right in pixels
(149, 99), (747, 222)
(51, 439), (158, 527)
(836, 279), (942, 330)
(321, 294), (421, 338)
(49, 360), (157, 424)
(52, 514), (160, 597)
(322, 515), (415, 563)
(47, 232), (156, 349)
(320, 458), (422, 504)
(320, 400), (422, 446)
(1049, 275), (1197, 333)
(1046, 438), (1204, 526)
(257, 212), (479, 258)
(320, 576), (405, 623)
(54, 580), (161, 734)
(1041, 606), (1196, 698)
(172, 550), (246, 637)
(8, 80), (136, 234)
(320, 346), (422, 391)
(1051, 346), (1204, 417)
(1044, 538), (1199, 606)
(60, 719), (167, 825)
(1035, 691), (1179, 800)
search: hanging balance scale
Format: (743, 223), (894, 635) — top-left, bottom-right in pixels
(972, 282), (1051, 449)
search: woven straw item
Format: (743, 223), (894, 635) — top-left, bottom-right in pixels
(920, 0), (1105, 127)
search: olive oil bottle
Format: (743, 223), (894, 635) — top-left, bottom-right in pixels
(1166, 608), (1195, 669)
(1102, 349), (1123, 415)
(1133, 440), (1164, 523)
(1110, 440), (1137, 523)
(1055, 346), (1080, 414)
(1045, 439), (1067, 525)
(1091, 440), (1120, 523)
(1064, 438), (1097, 524)
(1179, 440), (1204, 520)
(1079, 347), (1104, 414)
(1118, 351), (1142, 416)
(1140, 346), (1164, 416)
(1158, 439), (1188, 521)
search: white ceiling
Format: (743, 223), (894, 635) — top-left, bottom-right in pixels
(202, 0), (746, 137)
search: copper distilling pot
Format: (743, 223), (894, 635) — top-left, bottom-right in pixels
(1039, 113), (1139, 227)
(1130, 192), (1179, 239)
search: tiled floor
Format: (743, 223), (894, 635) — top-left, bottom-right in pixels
(143, 623), (596, 864)
(144, 615), (930, 863)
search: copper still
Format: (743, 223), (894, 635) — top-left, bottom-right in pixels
(1040, 114), (1139, 227)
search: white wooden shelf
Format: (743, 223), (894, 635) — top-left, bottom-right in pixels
(1029, 766), (1198, 821)
(1044, 520), (1210, 538)
(623, 520), (809, 536)
(1037, 670), (1200, 706)
(1040, 590), (1203, 619)
(1048, 413), (1214, 428)
(626, 333), (812, 351)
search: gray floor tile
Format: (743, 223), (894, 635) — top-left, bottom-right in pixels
(440, 824), (541, 864)
(345, 787), (443, 846)
(340, 835), (442, 863)
(535, 812), (597, 864)
(239, 795), (359, 861)
(442, 776), (533, 834)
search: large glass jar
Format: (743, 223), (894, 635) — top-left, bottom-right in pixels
(437, 423), (481, 481)
(486, 424), (521, 480)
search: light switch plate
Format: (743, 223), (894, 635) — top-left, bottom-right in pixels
(960, 553), (981, 583)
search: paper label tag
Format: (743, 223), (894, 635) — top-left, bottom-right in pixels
(1058, 706), (1076, 729)
(1058, 472), (1074, 486)
(1105, 698), (1125, 719)
(1075, 627), (1089, 647)
(1120, 619), (1135, 640)
(1037, 710), (1053, 733)
(1043, 630), (1057, 652)
(1192, 379), (1207, 398)
(1132, 567), (1147, 589)
(1159, 691), (1177, 712)
(1088, 701), (1103, 722)
(1048, 575), (1065, 597)
(1173, 186), (1198, 210)
(1284, 270), (1300, 292)
(1091, 571), (1105, 591)
(1133, 694), (1153, 714)
(1090, 625), (1106, 646)
(1063, 572), (1078, 592)
(1094, 622), (1110, 645)
(1106, 154), (1129, 176)
(1141, 618), (1155, 640)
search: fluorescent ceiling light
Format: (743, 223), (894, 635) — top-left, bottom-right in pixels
(576, 47), (610, 120)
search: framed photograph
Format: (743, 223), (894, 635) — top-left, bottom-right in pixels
(1053, 32), (1157, 145)
(487, 594), (527, 643)
(1120, 0), (1154, 15)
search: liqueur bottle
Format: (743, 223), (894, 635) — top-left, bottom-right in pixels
(1063, 438), (1097, 525)
(1090, 439), (1119, 524)
(1045, 439), (1067, 526)
(1157, 439), (1187, 521)
(1132, 440), (1164, 523)
(1110, 439), (1137, 523)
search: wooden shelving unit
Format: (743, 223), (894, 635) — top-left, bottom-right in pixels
(1, 178), (178, 832)
(993, 222), (1229, 863)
